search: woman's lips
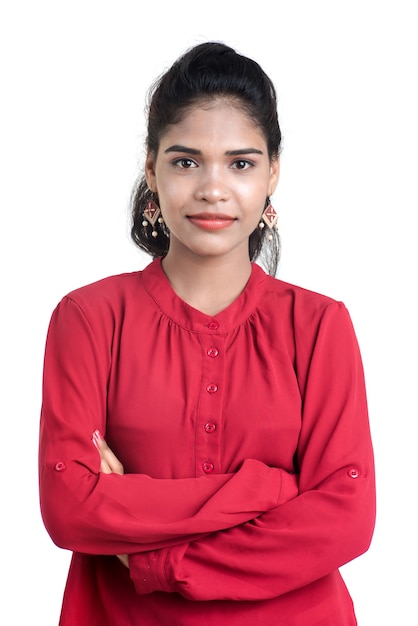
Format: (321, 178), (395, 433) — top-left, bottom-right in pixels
(187, 213), (236, 231)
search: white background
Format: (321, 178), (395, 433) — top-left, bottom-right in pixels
(1, 1), (417, 624)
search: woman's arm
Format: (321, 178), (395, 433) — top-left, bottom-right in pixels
(39, 296), (296, 555)
(126, 303), (375, 600)
(128, 462), (374, 600)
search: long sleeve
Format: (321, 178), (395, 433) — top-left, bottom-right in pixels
(128, 302), (375, 600)
(39, 295), (297, 555)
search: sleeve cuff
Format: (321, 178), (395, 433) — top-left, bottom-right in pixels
(129, 548), (174, 595)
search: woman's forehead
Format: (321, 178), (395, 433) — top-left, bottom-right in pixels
(159, 103), (265, 149)
(162, 98), (262, 138)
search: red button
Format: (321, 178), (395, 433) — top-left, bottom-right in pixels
(204, 422), (216, 433)
(54, 461), (66, 472)
(348, 468), (359, 478)
(207, 347), (219, 357)
(202, 462), (214, 473)
(207, 321), (219, 330)
(206, 383), (218, 393)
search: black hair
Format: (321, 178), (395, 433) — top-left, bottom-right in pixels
(130, 41), (282, 275)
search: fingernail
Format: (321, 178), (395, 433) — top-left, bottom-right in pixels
(92, 429), (102, 447)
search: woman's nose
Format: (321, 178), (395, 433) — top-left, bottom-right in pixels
(194, 166), (229, 203)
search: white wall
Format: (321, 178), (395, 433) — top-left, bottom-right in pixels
(1, 1), (416, 624)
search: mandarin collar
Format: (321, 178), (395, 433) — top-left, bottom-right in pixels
(141, 258), (268, 334)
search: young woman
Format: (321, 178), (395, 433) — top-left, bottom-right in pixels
(39, 42), (375, 625)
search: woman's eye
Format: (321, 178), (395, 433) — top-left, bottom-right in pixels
(174, 158), (197, 169)
(232, 159), (253, 170)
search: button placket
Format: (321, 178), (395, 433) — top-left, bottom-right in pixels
(196, 329), (225, 476)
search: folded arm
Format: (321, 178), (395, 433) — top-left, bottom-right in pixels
(39, 297), (296, 555)
(126, 302), (376, 600)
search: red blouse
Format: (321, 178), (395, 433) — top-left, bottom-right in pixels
(39, 258), (375, 626)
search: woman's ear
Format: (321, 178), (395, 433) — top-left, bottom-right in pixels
(145, 153), (157, 192)
(268, 157), (280, 197)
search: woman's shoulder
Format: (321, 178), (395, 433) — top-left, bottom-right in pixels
(257, 271), (354, 338)
(64, 270), (143, 305)
(263, 272), (343, 312)
(53, 269), (149, 325)
(258, 273), (356, 353)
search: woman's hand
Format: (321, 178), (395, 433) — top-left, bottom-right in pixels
(92, 429), (124, 475)
(116, 554), (129, 568)
(92, 430), (129, 568)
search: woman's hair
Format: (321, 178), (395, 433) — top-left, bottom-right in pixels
(130, 41), (282, 275)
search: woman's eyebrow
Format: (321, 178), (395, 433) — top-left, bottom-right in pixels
(225, 148), (264, 156)
(165, 145), (201, 154)
(164, 145), (264, 156)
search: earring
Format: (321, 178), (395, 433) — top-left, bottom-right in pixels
(142, 197), (164, 238)
(258, 203), (278, 241)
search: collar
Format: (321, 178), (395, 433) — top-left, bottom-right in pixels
(141, 258), (268, 334)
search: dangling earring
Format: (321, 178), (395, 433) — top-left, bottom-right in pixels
(142, 196), (164, 238)
(258, 202), (278, 241)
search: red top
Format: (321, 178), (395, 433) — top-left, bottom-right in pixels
(39, 258), (375, 626)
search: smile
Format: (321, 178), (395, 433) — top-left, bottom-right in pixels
(187, 213), (236, 231)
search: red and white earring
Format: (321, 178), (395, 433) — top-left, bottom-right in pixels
(258, 203), (278, 241)
(142, 196), (164, 238)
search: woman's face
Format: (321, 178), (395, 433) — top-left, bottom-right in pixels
(145, 99), (280, 264)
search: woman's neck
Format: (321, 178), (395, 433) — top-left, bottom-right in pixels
(161, 250), (252, 317)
